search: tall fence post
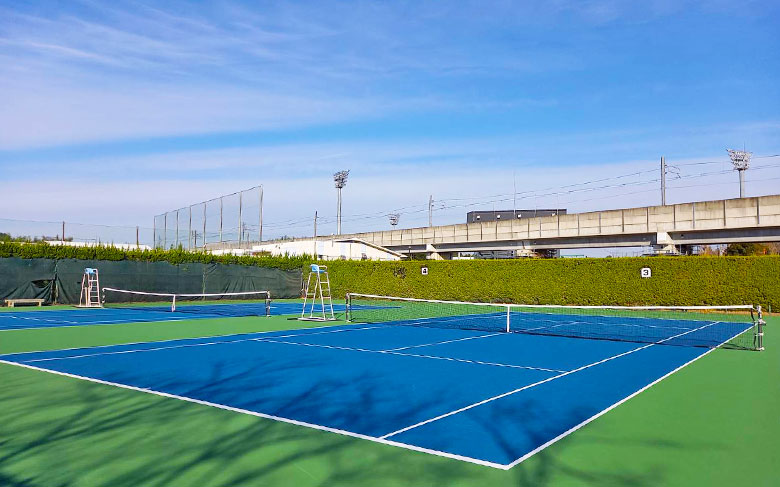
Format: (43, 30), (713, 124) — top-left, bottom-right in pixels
(175, 209), (179, 248)
(259, 185), (263, 242)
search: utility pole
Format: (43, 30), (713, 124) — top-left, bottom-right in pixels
(238, 191), (243, 245)
(661, 156), (666, 206)
(334, 170), (350, 234)
(727, 149), (752, 198)
(428, 195), (434, 227)
(313, 210), (318, 259)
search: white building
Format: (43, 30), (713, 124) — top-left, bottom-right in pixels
(248, 238), (404, 261)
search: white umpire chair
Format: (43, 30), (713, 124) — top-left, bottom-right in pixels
(77, 268), (103, 308)
(299, 264), (336, 321)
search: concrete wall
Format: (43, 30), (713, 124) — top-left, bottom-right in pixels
(338, 195), (780, 250)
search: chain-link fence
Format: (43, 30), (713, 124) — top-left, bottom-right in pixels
(0, 218), (154, 248)
(153, 185), (263, 250)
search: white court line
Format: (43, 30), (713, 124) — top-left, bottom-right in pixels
(380, 321), (720, 440)
(503, 321), (750, 468)
(0, 319), (744, 470)
(375, 312), (505, 329)
(0, 315), (199, 332)
(1, 304), (281, 331)
(0, 358), (508, 470)
(259, 338), (566, 373)
(13, 325), (386, 363)
(372, 312), (700, 336)
(252, 325), (385, 342)
(0, 315), (80, 325)
(381, 332), (504, 352)
(0, 321), (369, 357)
(20, 337), (266, 363)
(520, 319), (690, 332)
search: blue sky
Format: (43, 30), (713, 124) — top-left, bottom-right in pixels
(1, 0), (779, 241)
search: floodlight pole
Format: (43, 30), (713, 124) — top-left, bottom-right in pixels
(333, 170), (350, 234)
(727, 149), (752, 198)
(739, 170), (745, 198)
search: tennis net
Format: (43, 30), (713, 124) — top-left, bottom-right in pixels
(102, 288), (271, 317)
(346, 294), (765, 350)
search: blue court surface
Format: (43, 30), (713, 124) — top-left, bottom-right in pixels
(0, 319), (732, 468)
(0, 301), (333, 331)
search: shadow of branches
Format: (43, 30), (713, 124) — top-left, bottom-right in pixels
(0, 351), (729, 487)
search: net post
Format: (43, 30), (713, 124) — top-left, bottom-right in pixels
(171, 294), (176, 312)
(265, 292), (271, 317)
(346, 293), (352, 322)
(506, 305), (510, 333)
(756, 305), (765, 351)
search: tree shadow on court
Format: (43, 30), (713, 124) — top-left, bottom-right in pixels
(0, 357), (469, 487)
(461, 395), (734, 487)
(0, 358), (731, 487)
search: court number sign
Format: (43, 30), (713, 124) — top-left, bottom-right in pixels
(421, 266), (429, 276)
(640, 267), (652, 278)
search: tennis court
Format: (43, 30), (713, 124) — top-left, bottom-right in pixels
(0, 295), (762, 468)
(0, 301), (338, 330)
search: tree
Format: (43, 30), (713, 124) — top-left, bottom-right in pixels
(724, 243), (769, 256)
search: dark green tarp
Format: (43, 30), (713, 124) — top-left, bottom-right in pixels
(0, 258), (302, 304)
(0, 257), (56, 303)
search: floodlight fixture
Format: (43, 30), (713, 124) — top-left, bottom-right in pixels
(333, 170), (350, 189)
(334, 170), (350, 234)
(389, 213), (400, 227)
(727, 149), (752, 198)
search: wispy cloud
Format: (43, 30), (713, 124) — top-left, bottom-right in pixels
(0, 1), (606, 149)
(0, 0), (778, 242)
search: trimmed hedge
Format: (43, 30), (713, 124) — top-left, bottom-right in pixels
(324, 257), (780, 309)
(2, 243), (778, 308)
(0, 242), (308, 270)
